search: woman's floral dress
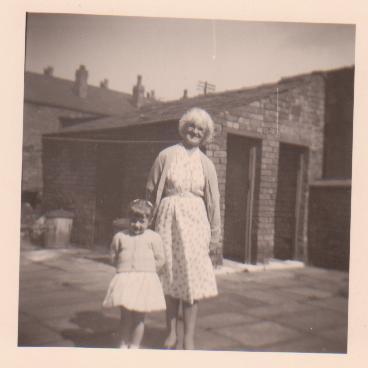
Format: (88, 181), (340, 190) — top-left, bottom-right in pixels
(155, 144), (218, 304)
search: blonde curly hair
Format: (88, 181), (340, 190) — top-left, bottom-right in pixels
(178, 107), (215, 145)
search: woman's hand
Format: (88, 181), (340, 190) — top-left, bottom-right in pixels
(209, 241), (218, 257)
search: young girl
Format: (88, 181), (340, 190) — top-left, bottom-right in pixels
(103, 199), (166, 349)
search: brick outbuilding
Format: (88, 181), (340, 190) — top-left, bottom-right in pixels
(42, 67), (354, 267)
(22, 67), (151, 205)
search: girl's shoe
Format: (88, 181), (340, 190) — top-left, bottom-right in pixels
(119, 342), (129, 349)
(163, 336), (177, 349)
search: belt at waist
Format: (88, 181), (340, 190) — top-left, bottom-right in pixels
(164, 191), (202, 199)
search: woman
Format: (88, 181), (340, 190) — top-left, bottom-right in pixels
(146, 107), (221, 350)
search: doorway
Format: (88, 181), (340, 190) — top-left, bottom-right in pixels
(223, 134), (261, 263)
(274, 143), (307, 260)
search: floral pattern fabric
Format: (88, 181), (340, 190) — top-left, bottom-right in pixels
(155, 145), (218, 304)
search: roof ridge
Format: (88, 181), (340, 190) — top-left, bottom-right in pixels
(24, 70), (132, 97)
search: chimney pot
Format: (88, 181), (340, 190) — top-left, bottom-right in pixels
(150, 90), (155, 100)
(43, 66), (54, 77)
(100, 79), (109, 89)
(132, 74), (145, 108)
(74, 65), (88, 98)
(182, 89), (188, 99)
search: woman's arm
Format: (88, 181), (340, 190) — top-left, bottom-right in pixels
(207, 160), (221, 244)
(146, 151), (164, 203)
(151, 232), (165, 272)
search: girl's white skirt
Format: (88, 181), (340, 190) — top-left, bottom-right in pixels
(103, 272), (166, 312)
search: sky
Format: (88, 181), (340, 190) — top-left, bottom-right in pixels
(25, 13), (355, 101)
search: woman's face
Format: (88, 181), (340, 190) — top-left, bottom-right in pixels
(182, 120), (207, 147)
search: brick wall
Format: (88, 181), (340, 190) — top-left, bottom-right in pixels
(41, 74), (329, 262)
(22, 102), (97, 193)
(42, 121), (179, 248)
(42, 138), (98, 246)
(94, 143), (126, 245)
(308, 181), (351, 270)
(206, 75), (325, 263)
(323, 68), (354, 179)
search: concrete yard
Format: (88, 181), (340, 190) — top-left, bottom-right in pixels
(18, 242), (349, 353)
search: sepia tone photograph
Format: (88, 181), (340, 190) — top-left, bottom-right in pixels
(19, 12), (354, 353)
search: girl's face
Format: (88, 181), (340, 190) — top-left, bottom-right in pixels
(182, 120), (207, 148)
(129, 214), (149, 235)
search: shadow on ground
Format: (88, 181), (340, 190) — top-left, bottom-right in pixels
(61, 310), (166, 349)
(83, 255), (111, 267)
(61, 310), (117, 348)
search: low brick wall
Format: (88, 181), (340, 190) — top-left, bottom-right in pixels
(308, 180), (351, 270)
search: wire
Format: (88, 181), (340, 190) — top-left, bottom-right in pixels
(212, 20), (217, 61)
(276, 87), (279, 136)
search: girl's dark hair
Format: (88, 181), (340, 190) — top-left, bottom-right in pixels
(128, 199), (154, 220)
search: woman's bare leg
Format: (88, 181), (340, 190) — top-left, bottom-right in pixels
(182, 300), (198, 350)
(130, 312), (145, 348)
(164, 295), (180, 348)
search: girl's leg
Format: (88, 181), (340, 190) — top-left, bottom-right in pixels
(119, 307), (132, 348)
(182, 300), (198, 350)
(164, 295), (180, 348)
(130, 312), (145, 348)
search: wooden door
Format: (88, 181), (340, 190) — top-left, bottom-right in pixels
(223, 134), (261, 263)
(274, 143), (306, 260)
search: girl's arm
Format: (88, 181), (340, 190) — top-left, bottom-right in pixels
(110, 234), (122, 265)
(151, 233), (165, 272)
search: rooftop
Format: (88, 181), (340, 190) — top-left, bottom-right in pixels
(24, 71), (141, 117)
(42, 66), (354, 137)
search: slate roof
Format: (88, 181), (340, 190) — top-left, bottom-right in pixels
(44, 66), (354, 137)
(49, 74), (315, 136)
(24, 71), (140, 117)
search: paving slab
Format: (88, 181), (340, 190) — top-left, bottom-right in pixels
(214, 320), (303, 349)
(283, 286), (336, 300)
(218, 290), (269, 307)
(260, 334), (347, 354)
(239, 289), (300, 305)
(197, 312), (258, 330)
(199, 294), (262, 315)
(195, 327), (246, 351)
(274, 309), (347, 334)
(23, 301), (104, 320)
(19, 288), (93, 308)
(304, 296), (349, 315)
(18, 321), (64, 346)
(39, 316), (81, 332)
(315, 325), (348, 345)
(246, 301), (317, 319)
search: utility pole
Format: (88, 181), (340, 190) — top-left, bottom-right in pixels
(197, 80), (216, 95)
